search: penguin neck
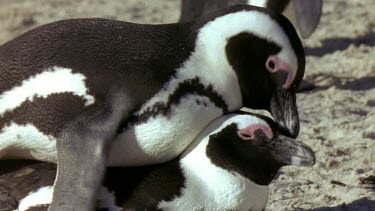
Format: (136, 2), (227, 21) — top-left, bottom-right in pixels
(176, 49), (243, 112)
(176, 20), (250, 112)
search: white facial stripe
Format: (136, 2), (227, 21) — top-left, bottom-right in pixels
(18, 186), (53, 211)
(231, 114), (269, 130)
(200, 10), (298, 86)
(0, 66), (95, 116)
(247, 0), (267, 8)
(0, 122), (57, 162)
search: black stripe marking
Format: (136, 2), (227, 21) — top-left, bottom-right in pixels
(0, 93), (87, 137)
(124, 77), (228, 128)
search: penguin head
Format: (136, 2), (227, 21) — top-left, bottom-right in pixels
(205, 112), (314, 185)
(194, 5), (305, 138)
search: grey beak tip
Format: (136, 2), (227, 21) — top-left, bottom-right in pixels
(304, 155), (316, 167)
(293, 145), (316, 167)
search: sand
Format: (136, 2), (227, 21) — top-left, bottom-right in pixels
(0, 0), (373, 210)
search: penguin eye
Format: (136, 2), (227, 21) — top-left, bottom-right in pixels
(265, 55), (294, 89)
(238, 124), (274, 142)
(266, 59), (276, 72)
(237, 130), (254, 140)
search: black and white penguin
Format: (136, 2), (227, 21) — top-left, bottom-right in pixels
(0, 5), (305, 210)
(180, 0), (323, 38)
(0, 112), (315, 211)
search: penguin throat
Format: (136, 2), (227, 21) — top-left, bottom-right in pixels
(121, 77), (229, 129)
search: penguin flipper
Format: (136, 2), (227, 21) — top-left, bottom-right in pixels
(49, 100), (133, 211)
(293, 0), (322, 38)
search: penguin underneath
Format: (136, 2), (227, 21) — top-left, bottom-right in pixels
(0, 5), (305, 210)
(0, 112), (315, 211)
(180, 0), (323, 38)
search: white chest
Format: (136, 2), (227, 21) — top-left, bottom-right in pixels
(107, 49), (242, 166)
(159, 174), (269, 211)
(107, 94), (223, 166)
(157, 136), (269, 211)
(0, 123), (57, 162)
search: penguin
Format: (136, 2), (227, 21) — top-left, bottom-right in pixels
(0, 5), (305, 210)
(181, 0), (320, 91)
(0, 112), (315, 211)
(180, 0), (323, 38)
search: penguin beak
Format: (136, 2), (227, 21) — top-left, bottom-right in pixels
(271, 135), (315, 167)
(270, 88), (299, 138)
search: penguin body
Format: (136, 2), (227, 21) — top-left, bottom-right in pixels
(0, 113), (315, 211)
(0, 5), (305, 210)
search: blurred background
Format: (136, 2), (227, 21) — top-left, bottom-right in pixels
(0, 0), (374, 210)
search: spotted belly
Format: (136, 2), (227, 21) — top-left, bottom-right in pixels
(108, 95), (223, 166)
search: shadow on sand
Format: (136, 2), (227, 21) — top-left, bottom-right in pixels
(305, 32), (375, 57)
(299, 32), (374, 93)
(0, 160), (41, 175)
(298, 197), (375, 211)
(302, 75), (375, 93)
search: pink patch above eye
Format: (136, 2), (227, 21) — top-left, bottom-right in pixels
(237, 124), (274, 141)
(266, 55), (294, 89)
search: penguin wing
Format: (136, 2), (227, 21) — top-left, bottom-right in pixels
(293, 0), (322, 38)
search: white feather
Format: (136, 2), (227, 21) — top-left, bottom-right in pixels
(108, 95), (222, 166)
(247, 0), (267, 8)
(0, 122), (57, 162)
(18, 186), (53, 211)
(0, 66), (94, 116)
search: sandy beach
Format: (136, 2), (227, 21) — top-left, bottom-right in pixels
(0, 0), (374, 210)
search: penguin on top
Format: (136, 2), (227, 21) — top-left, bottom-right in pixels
(180, 0), (321, 91)
(180, 0), (322, 38)
(0, 5), (305, 210)
(0, 112), (315, 211)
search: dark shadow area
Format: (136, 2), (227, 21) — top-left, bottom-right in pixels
(299, 197), (375, 211)
(305, 32), (375, 57)
(0, 159), (41, 176)
(302, 74), (375, 93)
(338, 76), (375, 91)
